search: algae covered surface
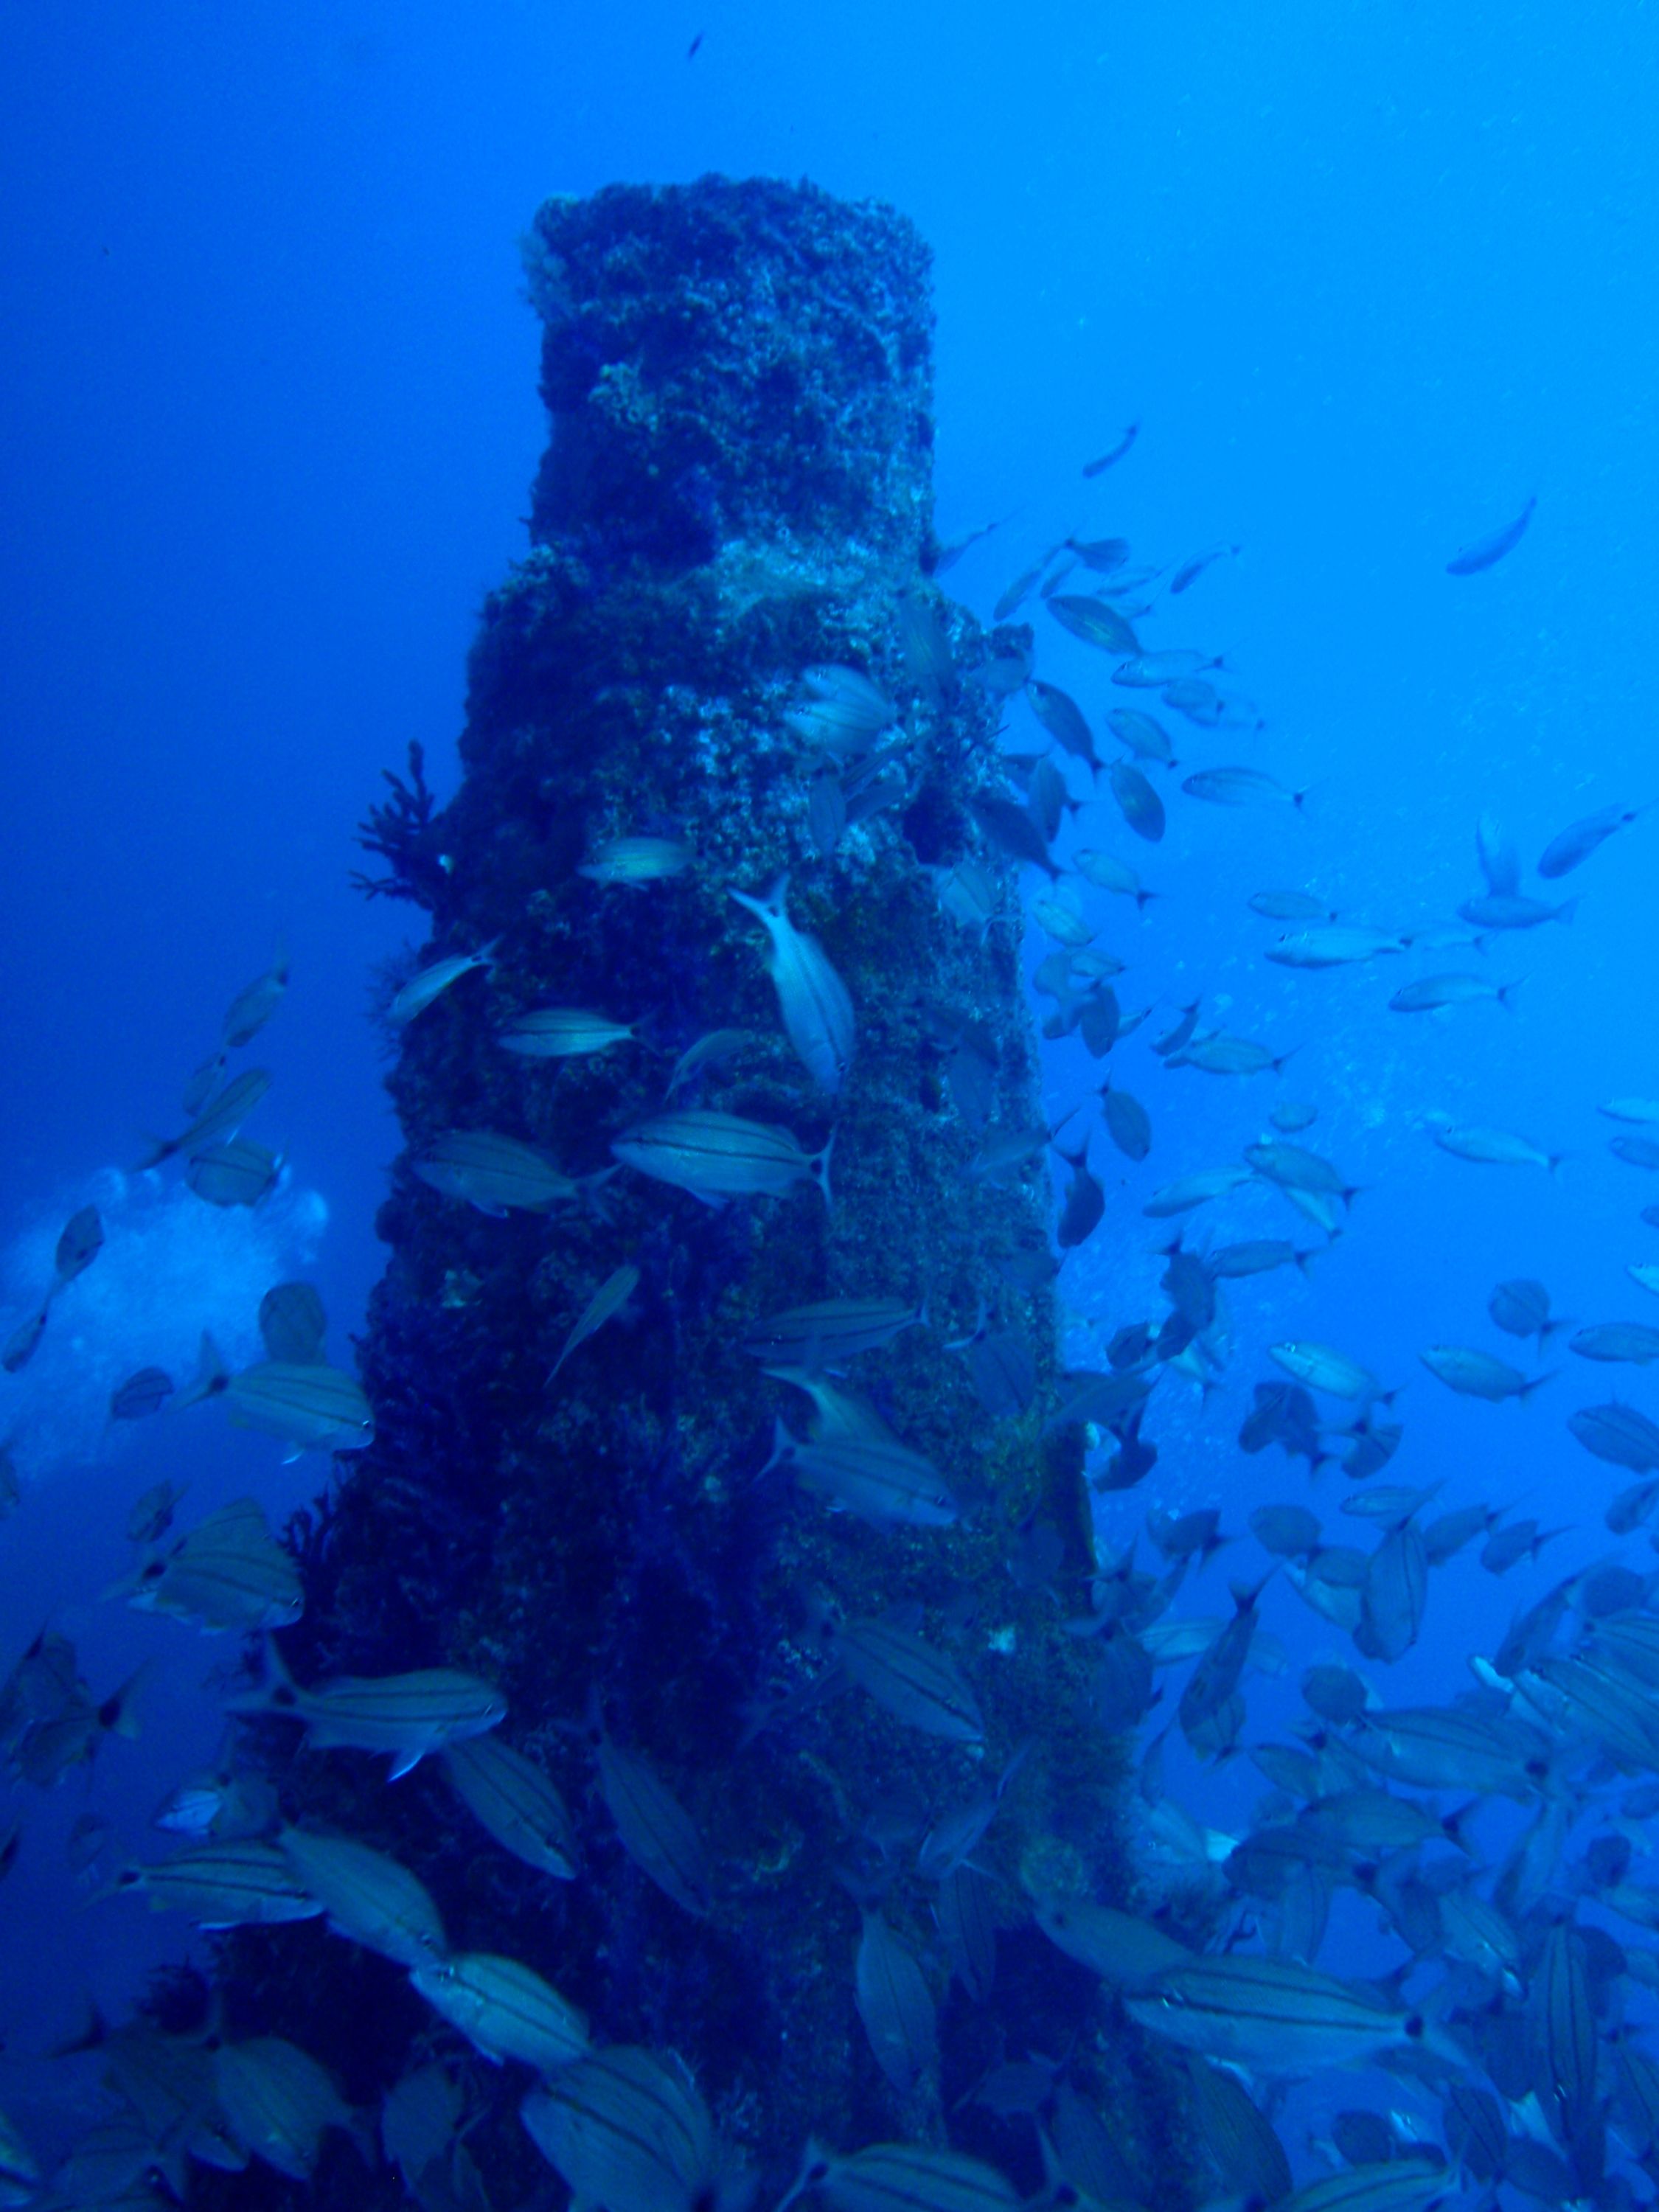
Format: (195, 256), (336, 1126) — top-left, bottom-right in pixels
(206, 175), (1181, 2207)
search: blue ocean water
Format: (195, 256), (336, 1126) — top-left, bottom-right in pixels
(3, 0), (1658, 2195)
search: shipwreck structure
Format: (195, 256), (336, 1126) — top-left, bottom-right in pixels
(214, 175), (1183, 2208)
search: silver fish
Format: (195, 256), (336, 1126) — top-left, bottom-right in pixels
(226, 1638), (506, 1778)
(1113, 649), (1222, 687)
(1486, 1277), (1563, 1343)
(411, 1951), (588, 2072)
(121, 1496), (304, 1632)
(1074, 847), (1155, 908)
(441, 1733), (580, 1879)
(187, 1139), (282, 1207)
(1183, 765), (1305, 808)
(829, 1615), (984, 1742)
(1388, 973), (1517, 1012)
(1142, 1166), (1253, 1217)
(730, 874), (855, 1092)
(1267, 926), (1404, 968)
(521, 2046), (718, 2212)
(140, 1066), (272, 1169)
(497, 1007), (647, 1059)
(742, 1294), (925, 1368)
(765, 1414), (961, 1528)
(52, 1205), (104, 1289)
(1419, 1344), (1548, 1401)
(1427, 1118), (1561, 1171)
(664, 1026), (753, 1096)
(613, 1109), (832, 1208)
(549, 1263), (639, 1381)
(1270, 1341), (1381, 1400)
(1047, 595), (1139, 655)
(1446, 494), (1534, 575)
(1125, 1952), (1440, 2072)
(855, 1908), (937, 2093)
(258, 1281), (327, 1363)
(224, 1361), (373, 1458)
(277, 1827), (447, 1968)
(213, 2037), (354, 2183)
(110, 1365), (175, 1419)
(577, 835), (692, 886)
(108, 1838), (323, 1927)
(1538, 799), (1647, 879)
(221, 935), (289, 1049)
(1569, 1403), (1659, 1471)
(1107, 758), (1166, 842)
(597, 1735), (713, 1916)
(387, 941), (498, 1026)
(1571, 1321), (1659, 1364)
(783, 2140), (1019, 2212)
(414, 1129), (580, 1214)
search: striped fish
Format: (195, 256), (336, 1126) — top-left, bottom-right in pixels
(742, 1295), (926, 1368)
(1032, 1895), (1192, 1986)
(213, 2037), (354, 2183)
(441, 1735), (580, 1879)
(495, 1007), (646, 1059)
(139, 1066), (272, 1169)
(387, 943), (496, 1026)
(597, 1737), (713, 1917)
(1124, 1952), (1437, 2072)
(855, 1910), (937, 2093)
(413, 1128), (580, 1215)
(276, 1829), (446, 1969)
(258, 1281), (327, 1363)
(122, 1496), (303, 1632)
(549, 1263), (640, 1382)
(612, 1109), (832, 1208)
(729, 874), (855, 1092)
(224, 1363), (374, 1460)
(225, 1637), (507, 1778)
(781, 2139), (1019, 2212)
(186, 1139), (282, 1207)
(411, 1951), (588, 2073)
(1274, 2165), (1454, 2212)
(521, 2045), (716, 2212)
(577, 835), (693, 886)
(108, 1838), (322, 1928)
(762, 1419), (961, 1530)
(935, 1864), (996, 2004)
(830, 1616), (983, 1742)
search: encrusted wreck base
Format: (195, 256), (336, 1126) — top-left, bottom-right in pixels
(201, 175), (1190, 2208)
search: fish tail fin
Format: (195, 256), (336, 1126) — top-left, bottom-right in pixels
(1498, 975), (1527, 1008)
(222, 1632), (300, 1717)
(170, 1332), (231, 1412)
(810, 1127), (835, 1216)
(1555, 898), (1579, 925)
(1547, 1152), (1568, 1177)
(1293, 1248), (1319, 1277)
(757, 1417), (796, 1484)
(98, 1657), (156, 1740)
(1442, 1800), (1481, 1853)
(135, 1133), (176, 1171)
(1519, 1371), (1559, 1402)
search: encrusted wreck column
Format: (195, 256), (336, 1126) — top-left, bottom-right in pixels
(226, 176), (1175, 2207)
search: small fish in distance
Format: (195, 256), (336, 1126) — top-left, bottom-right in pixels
(1447, 494), (1536, 574)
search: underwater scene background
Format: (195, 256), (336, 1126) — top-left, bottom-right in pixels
(4, 3), (1659, 2206)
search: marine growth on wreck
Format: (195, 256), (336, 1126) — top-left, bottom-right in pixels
(175, 176), (1186, 2208)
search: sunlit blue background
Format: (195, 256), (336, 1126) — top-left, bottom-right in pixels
(4, 0), (1657, 2169)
